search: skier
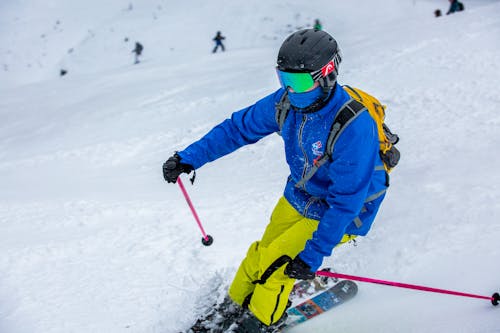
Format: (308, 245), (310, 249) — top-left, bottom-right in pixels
(132, 41), (143, 64)
(313, 19), (322, 30)
(446, 0), (464, 15)
(212, 31), (226, 53)
(164, 29), (389, 332)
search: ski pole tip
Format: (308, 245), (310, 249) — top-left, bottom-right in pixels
(492, 292), (500, 306)
(202, 235), (214, 246)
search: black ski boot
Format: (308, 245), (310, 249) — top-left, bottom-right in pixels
(188, 296), (245, 333)
(233, 310), (288, 333)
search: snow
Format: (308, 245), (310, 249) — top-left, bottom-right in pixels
(1, 0), (500, 332)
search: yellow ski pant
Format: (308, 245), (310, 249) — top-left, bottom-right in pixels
(228, 196), (355, 325)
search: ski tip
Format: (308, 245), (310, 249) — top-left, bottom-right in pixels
(341, 279), (359, 296)
(492, 292), (499, 306)
(202, 234), (214, 246)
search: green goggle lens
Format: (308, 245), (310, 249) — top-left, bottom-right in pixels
(276, 69), (315, 93)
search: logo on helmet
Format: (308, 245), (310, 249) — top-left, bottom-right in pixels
(321, 61), (335, 77)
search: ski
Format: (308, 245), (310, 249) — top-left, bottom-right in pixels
(186, 271), (342, 333)
(279, 279), (358, 332)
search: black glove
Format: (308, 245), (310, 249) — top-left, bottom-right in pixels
(284, 256), (315, 280)
(162, 153), (193, 183)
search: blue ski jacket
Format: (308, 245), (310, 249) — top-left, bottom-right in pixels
(178, 84), (388, 271)
(447, 0), (462, 14)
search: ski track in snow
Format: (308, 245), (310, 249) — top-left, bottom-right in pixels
(1, 0), (500, 332)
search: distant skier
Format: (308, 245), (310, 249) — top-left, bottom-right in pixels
(164, 29), (396, 332)
(212, 31), (226, 53)
(434, 9), (442, 17)
(132, 41), (143, 64)
(313, 19), (322, 30)
(446, 0), (465, 15)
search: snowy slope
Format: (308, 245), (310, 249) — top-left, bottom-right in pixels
(1, 0), (500, 332)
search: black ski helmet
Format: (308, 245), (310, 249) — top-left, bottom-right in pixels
(277, 29), (342, 91)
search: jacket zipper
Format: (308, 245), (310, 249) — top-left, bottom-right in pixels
(298, 114), (308, 190)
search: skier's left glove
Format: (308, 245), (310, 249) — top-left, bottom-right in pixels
(284, 256), (316, 280)
(163, 153), (193, 183)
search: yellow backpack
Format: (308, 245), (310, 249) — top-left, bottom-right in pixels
(275, 85), (400, 188)
(343, 85), (400, 173)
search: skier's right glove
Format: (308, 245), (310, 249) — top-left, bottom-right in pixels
(284, 256), (316, 280)
(163, 153), (194, 183)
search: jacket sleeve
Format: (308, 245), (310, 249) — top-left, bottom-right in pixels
(299, 112), (379, 271)
(177, 90), (283, 169)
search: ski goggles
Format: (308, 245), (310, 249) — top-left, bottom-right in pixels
(276, 52), (341, 93)
(276, 69), (316, 93)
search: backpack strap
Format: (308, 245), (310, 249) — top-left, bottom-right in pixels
(343, 84), (363, 101)
(295, 98), (366, 189)
(275, 90), (290, 134)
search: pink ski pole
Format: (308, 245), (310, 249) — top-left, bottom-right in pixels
(315, 270), (499, 306)
(177, 176), (213, 246)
